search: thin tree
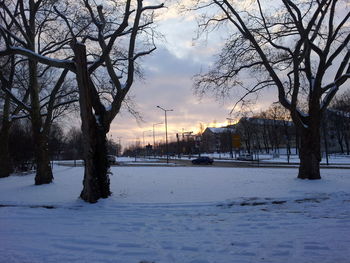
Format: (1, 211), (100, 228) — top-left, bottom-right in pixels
(0, 56), (30, 177)
(192, 0), (350, 179)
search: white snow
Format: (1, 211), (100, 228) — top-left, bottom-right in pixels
(0, 165), (350, 263)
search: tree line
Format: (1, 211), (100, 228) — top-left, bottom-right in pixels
(125, 95), (350, 159)
(190, 0), (350, 179)
(222, 97), (350, 156)
(0, 117), (121, 172)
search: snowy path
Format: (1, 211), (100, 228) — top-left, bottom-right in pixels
(0, 166), (350, 263)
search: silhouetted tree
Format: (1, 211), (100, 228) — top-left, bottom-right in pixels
(192, 0), (350, 179)
(0, 0), (164, 202)
(0, 0), (75, 183)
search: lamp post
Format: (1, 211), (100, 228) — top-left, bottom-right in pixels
(153, 122), (163, 157)
(157, 106), (173, 163)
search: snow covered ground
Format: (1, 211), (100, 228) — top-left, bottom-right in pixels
(1, 165), (350, 263)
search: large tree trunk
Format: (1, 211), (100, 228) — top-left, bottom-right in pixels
(298, 126), (321, 180)
(0, 120), (12, 178)
(0, 92), (12, 178)
(72, 41), (111, 203)
(94, 127), (111, 198)
(34, 132), (53, 184)
(29, 59), (53, 185)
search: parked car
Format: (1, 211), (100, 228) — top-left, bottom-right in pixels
(237, 153), (253, 161)
(107, 155), (116, 164)
(192, 156), (214, 165)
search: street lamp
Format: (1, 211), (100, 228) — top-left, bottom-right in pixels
(157, 106), (173, 163)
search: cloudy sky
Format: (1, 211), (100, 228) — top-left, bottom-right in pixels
(108, 1), (276, 148)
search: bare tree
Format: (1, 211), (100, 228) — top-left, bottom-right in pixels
(60, 0), (164, 202)
(192, 0), (350, 179)
(0, 56), (30, 177)
(0, 0), (75, 184)
(1, 0), (164, 202)
(329, 90), (350, 154)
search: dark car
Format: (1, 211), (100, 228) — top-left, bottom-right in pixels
(192, 156), (214, 165)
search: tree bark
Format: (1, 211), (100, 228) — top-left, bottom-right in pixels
(0, 118), (12, 178)
(297, 126), (321, 180)
(28, 59), (53, 185)
(0, 71), (13, 178)
(34, 132), (53, 184)
(94, 127), (111, 198)
(72, 41), (111, 203)
(0, 78), (13, 178)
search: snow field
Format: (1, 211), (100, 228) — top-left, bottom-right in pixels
(0, 165), (350, 263)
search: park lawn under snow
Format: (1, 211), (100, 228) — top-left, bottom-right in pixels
(0, 165), (350, 263)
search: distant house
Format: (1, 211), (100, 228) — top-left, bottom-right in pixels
(235, 117), (295, 154)
(201, 112), (350, 155)
(201, 117), (295, 154)
(201, 127), (236, 153)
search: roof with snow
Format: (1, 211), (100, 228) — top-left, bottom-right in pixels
(240, 117), (293, 126)
(205, 127), (236, 134)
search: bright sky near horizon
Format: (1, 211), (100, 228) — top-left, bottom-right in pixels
(108, 1), (277, 149)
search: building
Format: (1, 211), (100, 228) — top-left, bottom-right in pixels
(201, 117), (295, 154)
(201, 127), (236, 153)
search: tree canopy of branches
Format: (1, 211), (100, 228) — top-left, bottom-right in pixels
(192, 0), (350, 179)
(0, 56), (30, 177)
(0, 0), (76, 182)
(0, 0), (164, 202)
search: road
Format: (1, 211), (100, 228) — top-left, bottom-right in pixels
(56, 158), (350, 169)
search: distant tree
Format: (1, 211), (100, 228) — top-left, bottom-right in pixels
(236, 117), (255, 153)
(123, 141), (142, 157)
(107, 139), (121, 156)
(328, 91), (350, 154)
(198, 123), (205, 136)
(192, 0), (350, 179)
(257, 111), (272, 153)
(63, 127), (84, 161)
(265, 103), (294, 154)
(9, 120), (34, 172)
(48, 123), (66, 161)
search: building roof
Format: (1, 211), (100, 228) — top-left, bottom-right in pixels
(205, 127), (235, 134)
(240, 117), (293, 126)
